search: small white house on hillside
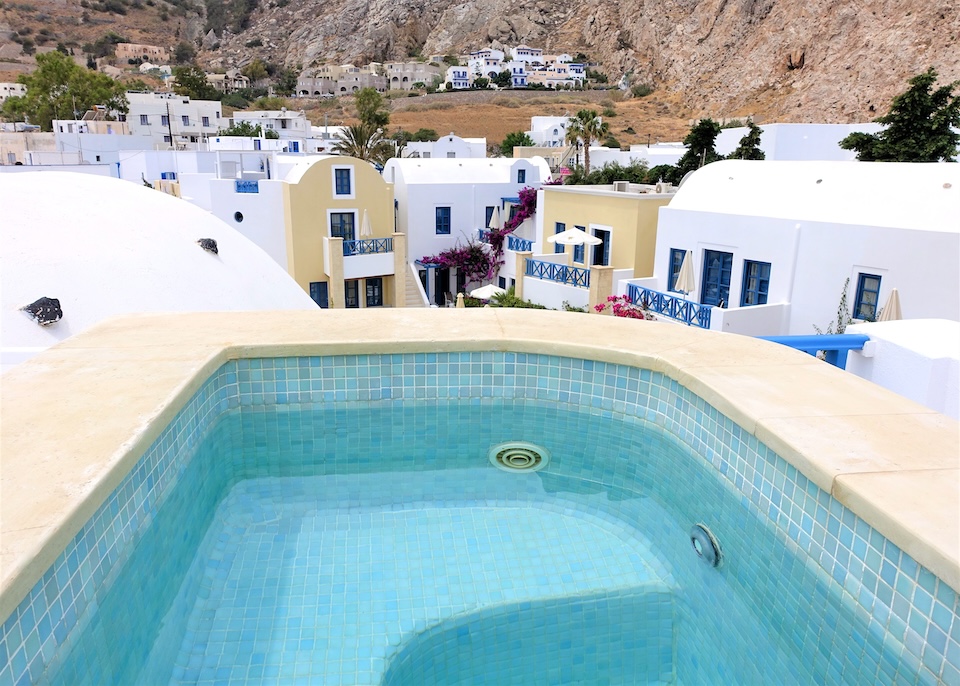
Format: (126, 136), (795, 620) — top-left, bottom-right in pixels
(625, 160), (960, 336)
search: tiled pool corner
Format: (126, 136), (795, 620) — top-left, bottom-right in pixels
(1, 344), (958, 685)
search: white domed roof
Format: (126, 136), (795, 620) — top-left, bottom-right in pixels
(1, 172), (317, 371)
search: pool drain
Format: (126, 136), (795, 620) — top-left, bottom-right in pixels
(690, 524), (722, 568)
(488, 441), (551, 473)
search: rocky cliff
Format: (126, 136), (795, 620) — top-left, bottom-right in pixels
(203, 0), (959, 122)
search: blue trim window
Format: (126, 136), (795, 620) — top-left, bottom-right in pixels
(334, 168), (351, 196)
(330, 212), (355, 241)
(668, 248), (685, 292)
(592, 229), (610, 266)
(854, 273), (882, 320)
(485, 206), (494, 228)
(517, 169), (526, 184)
(573, 226), (586, 263)
(365, 277), (383, 307)
(554, 222), (565, 254)
(202, 116), (210, 127)
(741, 260), (771, 306)
(436, 207), (451, 235)
(701, 250), (733, 307)
(308, 282), (329, 308)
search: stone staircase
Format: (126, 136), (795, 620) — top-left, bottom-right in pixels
(405, 263), (428, 308)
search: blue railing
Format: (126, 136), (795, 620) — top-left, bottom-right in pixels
(342, 237), (393, 257)
(507, 235), (533, 252)
(235, 179), (259, 193)
(525, 259), (590, 288)
(757, 334), (870, 370)
(627, 284), (712, 329)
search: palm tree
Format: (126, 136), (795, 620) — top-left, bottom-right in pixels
(564, 109), (609, 175)
(333, 122), (395, 166)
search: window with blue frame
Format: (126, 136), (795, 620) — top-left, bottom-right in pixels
(854, 273), (882, 320)
(573, 226), (586, 263)
(668, 249), (685, 292)
(740, 260), (771, 306)
(517, 169), (526, 184)
(485, 206), (495, 227)
(334, 168), (351, 195)
(365, 277), (383, 307)
(330, 212), (355, 241)
(701, 249), (733, 307)
(554, 222), (565, 254)
(436, 207), (451, 234)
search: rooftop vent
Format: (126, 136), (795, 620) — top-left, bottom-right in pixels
(21, 297), (62, 326)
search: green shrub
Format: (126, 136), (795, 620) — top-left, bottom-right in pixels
(630, 83), (653, 97)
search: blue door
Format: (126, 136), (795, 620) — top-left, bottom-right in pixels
(701, 250), (733, 307)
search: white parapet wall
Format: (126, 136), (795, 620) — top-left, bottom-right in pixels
(846, 319), (960, 420)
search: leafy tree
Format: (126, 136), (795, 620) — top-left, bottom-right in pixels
(564, 109), (609, 175)
(603, 134), (621, 149)
(1, 51), (127, 130)
(673, 118), (722, 182)
(354, 87), (389, 128)
(265, 128), (279, 139)
(172, 65), (221, 100)
(645, 164), (676, 184)
(219, 120), (262, 136)
(839, 67), (960, 162)
(726, 122), (766, 160)
(500, 130), (534, 157)
(411, 128), (438, 141)
(473, 77), (490, 90)
(442, 55), (459, 66)
(564, 161), (650, 186)
(492, 70), (512, 88)
(173, 41), (196, 64)
(274, 67), (299, 97)
(241, 59), (268, 84)
(333, 122), (394, 166)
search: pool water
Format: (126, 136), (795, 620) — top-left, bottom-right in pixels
(38, 397), (928, 686)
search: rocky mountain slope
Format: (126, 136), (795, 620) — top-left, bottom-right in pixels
(1, 0), (958, 124)
(205, 0), (959, 123)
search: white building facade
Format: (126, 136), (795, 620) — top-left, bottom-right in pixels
(124, 92), (226, 149)
(625, 160), (960, 336)
(382, 156), (552, 304)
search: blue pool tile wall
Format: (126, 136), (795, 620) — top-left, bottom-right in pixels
(0, 353), (957, 686)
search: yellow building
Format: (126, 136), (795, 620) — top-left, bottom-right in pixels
(283, 155), (407, 309)
(538, 183), (672, 277)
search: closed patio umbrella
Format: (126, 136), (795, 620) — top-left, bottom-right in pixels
(877, 288), (902, 322)
(546, 226), (602, 246)
(360, 209), (373, 238)
(675, 250), (696, 296)
(488, 206), (502, 230)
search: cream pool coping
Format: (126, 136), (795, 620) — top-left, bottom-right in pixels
(1, 308), (958, 622)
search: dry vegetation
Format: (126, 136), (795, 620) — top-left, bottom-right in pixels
(300, 89), (697, 148)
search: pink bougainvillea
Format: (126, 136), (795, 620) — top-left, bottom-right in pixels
(420, 186), (541, 285)
(594, 294), (657, 320)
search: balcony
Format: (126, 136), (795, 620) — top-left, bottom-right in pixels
(342, 237), (393, 257)
(627, 284), (712, 329)
(507, 235), (533, 252)
(525, 258), (589, 288)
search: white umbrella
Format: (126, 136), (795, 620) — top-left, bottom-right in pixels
(675, 250), (696, 296)
(360, 209), (373, 238)
(546, 226), (602, 246)
(455, 292), (465, 308)
(877, 288), (902, 322)
(470, 283), (506, 300)
(487, 206), (502, 230)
